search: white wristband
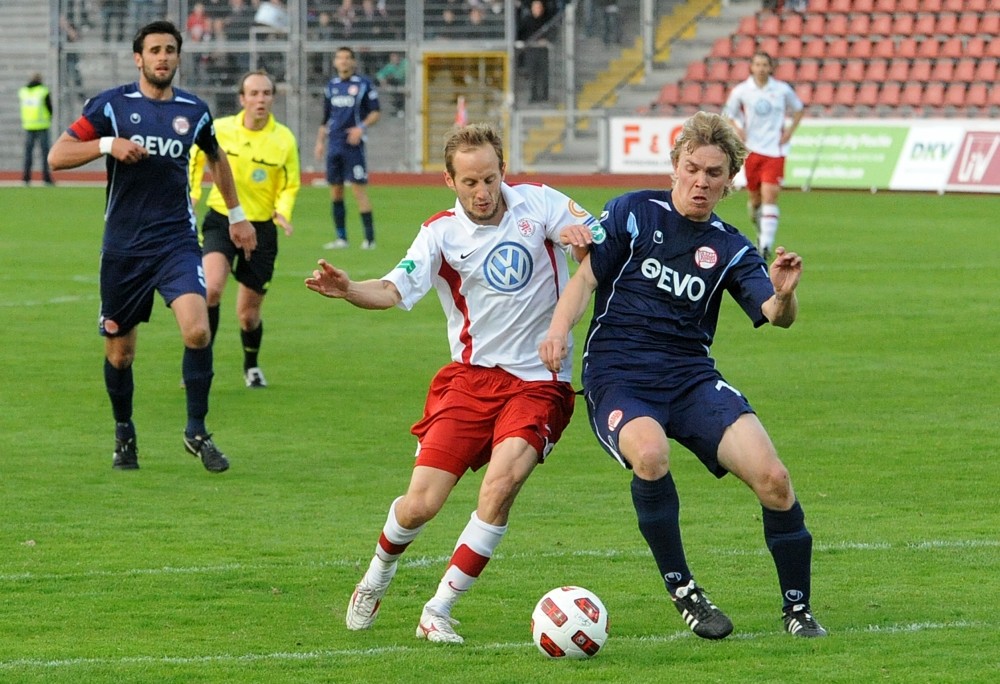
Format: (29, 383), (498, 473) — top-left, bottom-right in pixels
(228, 205), (247, 224)
(99, 137), (114, 155)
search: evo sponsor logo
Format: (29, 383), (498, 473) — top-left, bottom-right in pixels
(641, 258), (706, 301)
(130, 135), (184, 157)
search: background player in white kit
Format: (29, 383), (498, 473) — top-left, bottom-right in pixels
(723, 51), (804, 261)
(305, 123), (597, 644)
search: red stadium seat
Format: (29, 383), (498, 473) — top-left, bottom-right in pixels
(980, 15), (1000, 39)
(891, 14), (914, 37)
(830, 0), (852, 14)
(897, 0), (919, 11)
(685, 61), (708, 81)
(819, 61), (844, 82)
(874, 0), (897, 11)
(779, 37), (804, 60)
(702, 83), (726, 107)
(942, 0), (966, 11)
(707, 59), (731, 83)
(964, 83), (988, 110)
(803, 39), (827, 60)
(909, 59), (932, 82)
(802, 14), (826, 37)
(878, 82), (902, 108)
(810, 0), (831, 11)
(987, 86), (1000, 112)
(732, 36), (756, 59)
(930, 59), (954, 82)
(855, 83), (880, 108)
(797, 60), (820, 83)
(827, 38), (850, 60)
(964, 0), (987, 11)
(655, 83), (680, 109)
(782, 13), (804, 36)
(826, 14), (849, 37)
(973, 58), (997, 83)
(939, 38), (964, 60)
(709, 38), (732, 60)
(679, 83), (703, 107)
(896, 38), (919, 60)
(869, 13), (893, 38)
(851, 38), (874, 60)
(956, 13), (980, 37)
(916, 39), (941, 59)
(887, 59), (910, 83)
(758, 14), (781, 37)
(844, 60), (866, 82)
(935, 13), (958, 37)
(913, 14), (936, 38)
(943, 83), (968, 110)
(864, 58), (889, 82)
(923, 82), (945, 109)
(774, 60), (797, 82)
(847, 14), (871, 38)
(899, 83), (925, 110)
(736, 16), (757, 36)
(965, 37), (986, 59)
(852, 0), (875, 12)
(921, 0), (942, 12)
(811, 83), (835, 109)
(833, 82), (857, 109)
(758, 37), (781, 58)
(730, 60), (751, 82)
(953, 58), (976, 83)
(795, 82), (813, 106)
(873, 38), (896, 60)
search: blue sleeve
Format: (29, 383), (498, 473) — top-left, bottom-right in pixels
(589, 194), (635, 285)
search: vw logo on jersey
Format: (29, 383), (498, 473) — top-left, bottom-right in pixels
(754, 97), (775, 116)
(483, 241), (533, 293)
(130, 112), (141, 124)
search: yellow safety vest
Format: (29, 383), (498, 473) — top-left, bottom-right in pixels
(19, 84), (51, 131)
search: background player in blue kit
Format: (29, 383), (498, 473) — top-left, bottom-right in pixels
(314, 46), (380, 250)
(539, 111), (827, 639)
(48, 20), (256, 473)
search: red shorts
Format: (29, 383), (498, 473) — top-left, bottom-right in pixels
(744, 152), (785, 191)
(411, 362), (576, 477)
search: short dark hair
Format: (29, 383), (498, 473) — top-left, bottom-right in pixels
(336, 46), (356, 60)
(133, 20), (183, 55)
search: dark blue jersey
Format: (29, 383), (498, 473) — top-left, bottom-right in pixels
(321, 74), (379, 149)
(70, 83), (219, 256)
(583, 190), (775, 377)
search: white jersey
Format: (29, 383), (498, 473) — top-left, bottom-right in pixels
(724, 76), (804, 158)
(383, 182), (596, 383)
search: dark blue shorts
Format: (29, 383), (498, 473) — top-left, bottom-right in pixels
(98, 246), (205, 336)
(583, 367), (755, 478)
(325, 143), (368, 186)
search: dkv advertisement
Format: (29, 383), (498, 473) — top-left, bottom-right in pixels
(609, 117), (1000, 193)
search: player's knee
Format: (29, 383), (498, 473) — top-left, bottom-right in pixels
(182, 326), (211, 349)
(106, 349), (134, 369)
(396, 494), (443, 528)
(755, 462), (793, 508)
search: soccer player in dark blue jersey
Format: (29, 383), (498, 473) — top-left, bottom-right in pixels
(48, 20), (256, 473)
(540, 111), (827, 639)
(314, 46), (381, 250)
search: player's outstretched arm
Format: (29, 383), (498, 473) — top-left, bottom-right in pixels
(49, 132), (148, 170)
(305, 259), (401, 310)
(539, 255), (598, 373)
(761, 246), (801, 328)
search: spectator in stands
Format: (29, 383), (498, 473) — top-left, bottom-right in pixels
(356, 0), (389, 38)
(19, 72), (55, 186)
(376, 52), (407, 116)
(60, 14), (84, 90)
(723, 51), (804, 261)
(599, 0), (621, 46)
(335, 0), (358, 35)
(187, 2), (213, 41)
(99, 0), (129, 42)
(516, 0), (552, 103)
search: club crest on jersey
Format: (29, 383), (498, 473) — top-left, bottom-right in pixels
(348, 84), (359, 95)
(607, 409), (623, 432)
(172, 116), (190, 136)
(694, 246), (718, 269)
(517, 218), (535, 237)
(483, 241), (533, 293)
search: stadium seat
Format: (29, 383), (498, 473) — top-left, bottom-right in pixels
(899, 83), (925, 112)
(913, 14), (936, 38)
(810, 0), (831, 12)
(980, 16), (1000, 39)
(988, 86), (1000, 114)
(887, 59), (910, 83)
(811, 83), (836, 111)
(935, 13), (958, 37)
(795, 82), (813, 106)
(963, 0), (987, 11)
(758, 14), (781, 37)
(878, 82), (902, 110)
(730, 61), (751, 81)
(803, 14), (825, 37)
(833, 82), (857, 110)
(851, 38), (874, 60)
(830, 0), (853, 14)
(942, 83), (968, 112)
(874, 0), (897, 11)
(847, 14), (871, 38)
(797, 60), (820, 83)
(819, 61), (844, 82)
(973, 58), (997, 83)
(758, 37), (781, 58)
(702, 83), (726, 107)
(779, 37), (804, 60)
(923, 82), (945, 109)
(869, 13), (893, 38)
(656, 83), (680, 109)
(916, 39), (940, 59)
(826, 14), (849, 37)
(707, 59), (731, 83)
(909, 59), (932, 82)
(826, 38), (850, 60)
(891, 15), (914, 37)
(855, 83), (880, 109)
(953, 58), (976, 83)
(897, 0), (919, 11)
(844, 60), (866, 82)
(736, 16), (757, 36)
(852, 0), (875, 12)
(781, 13), (804, 36)
(679, 83), (703, 107)
(942, 0), (966, 11)
(774, 60), (797, 82)
(685, 61), (708, 82)
(956, 13), (980, 37)
(939, 38), (964, 60)
(921, 0), (942, 12)
(803, 39), (827, 60)
(930, 59), (954, 82)
(965, 37), (986, 59)
(964, 83), (988, 111)
(864, 58), (889, 82)
(709, 38), (732, 60)
(896, 38), (919, 60)
(873, 38), (896, 60)
(732, 36), (756, 59)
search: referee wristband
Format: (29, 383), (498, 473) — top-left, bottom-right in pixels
(99, 137), (114, 155)
(228, 205), (247, 224)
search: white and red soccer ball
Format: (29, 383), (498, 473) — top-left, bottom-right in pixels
(531, 586), (610, 659)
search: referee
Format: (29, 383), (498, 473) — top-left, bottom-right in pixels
(190, 70), (301, 388)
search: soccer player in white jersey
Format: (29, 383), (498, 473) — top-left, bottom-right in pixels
(723, 51), (804, 261)
(305, 123), (598, 644)
(540, 111), (827, 639)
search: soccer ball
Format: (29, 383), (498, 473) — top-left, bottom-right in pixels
(531, 586), (609, 659)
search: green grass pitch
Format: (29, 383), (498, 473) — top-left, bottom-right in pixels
(1, 182), (998, 683)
